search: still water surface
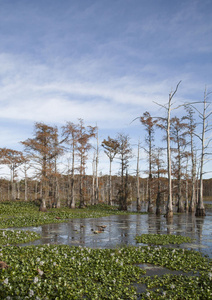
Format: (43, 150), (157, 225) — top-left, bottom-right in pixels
(19, 209), (212, 258)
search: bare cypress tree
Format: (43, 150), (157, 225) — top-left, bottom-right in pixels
(0, 148), (25, 200)
(136, 140), (141, 211)
(184, 156), (189, 212)
(92, 152), (96, 205)
(21, 123), (60, 211)
(95, 125), (99, 205)
(101, 136), (119, 205)
(51, 127), (64, 208)
(194, 88), (211, 216)
(185, 88), (211, 216)
(155, 81), (181, 218)
(152, 148), (166, 215)
(170, 116), (187, 213)
(62, 122), (79, 208)
(19, 156), (31, 201)
(140, 112), (157, 213)
(183, 106), (197, 212)
(77, 119), (96, 208)
(116, 133), (132, 211)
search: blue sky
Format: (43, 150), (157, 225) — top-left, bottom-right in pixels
(0, 0), (212, 177)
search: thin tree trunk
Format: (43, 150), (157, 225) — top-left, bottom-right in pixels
(109, 159), (112, 205)
(185, 177), (189, 212)
(24, 169), (28, 201)
(147, 135), (154, 213)
(92, 154), (95, 205)
(196, 89), (207, 217)
(17, 181), (20, 200)
(156, 158), (161, 215)
(189, 136), (196, 212)
(136, 141), (141, 211)
(166, 94), (173, 218)
(70, 146), (76, 208)
(11, 166), (16, 201)
(95, 127), (99, 204)
(66, 164), (71, 207)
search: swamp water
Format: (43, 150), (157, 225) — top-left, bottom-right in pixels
(18, 209), (212, 259)
(9, 208), (212, 295)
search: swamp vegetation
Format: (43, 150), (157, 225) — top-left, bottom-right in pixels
(0, 201), (211, 299)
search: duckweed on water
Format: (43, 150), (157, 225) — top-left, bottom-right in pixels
(135, 233), (193, 245)
(0, 245), (211, 299)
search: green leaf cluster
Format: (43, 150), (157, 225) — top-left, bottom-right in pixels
(142, 273), (212, 299)
(0, 245), (211, 299)
(0, 230), (41, 245)
(135, 233), (193, 245)
(0, 202), (146, 229)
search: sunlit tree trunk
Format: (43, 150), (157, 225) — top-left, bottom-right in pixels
(136, 141), (141, 211)
(117, 133), (132, 211)
(62, 122), (79, 209)
(92, 153), (95, 205)
(25, 172), (28, 201)
(166, 95), (173, 217)
(185, 157), (189, 212)
(95, 126), (99, 204)
(139, 112), (157, 213)
(109, 158), (112, 205)
(77, 119), (96, 208)
(195, 89), (209, 217)
(155, 82), (181, 218)
(102, 137), (119, 205)
(184, 107), (197, 213)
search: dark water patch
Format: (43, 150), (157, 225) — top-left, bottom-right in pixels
(138, 263), (196, 277)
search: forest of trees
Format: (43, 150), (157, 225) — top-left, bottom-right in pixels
(0, 85), (211, 217)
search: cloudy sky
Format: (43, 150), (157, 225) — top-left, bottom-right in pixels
(0, 0), (211, 177)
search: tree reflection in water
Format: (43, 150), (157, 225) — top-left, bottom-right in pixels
(17, 210), (212, 258)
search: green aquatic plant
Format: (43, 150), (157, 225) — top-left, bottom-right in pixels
(0, 230), (41, 245)
(135, 233), (193, 245)
(0, 201), (146, 229)
(0, 245), (211, 299)
(0, 245), (144, 299)
(0, 202), (211, 299)
(141, 273), (212, 299)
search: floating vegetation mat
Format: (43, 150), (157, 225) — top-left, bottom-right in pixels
(135, 233), (193, 245)
(0, 245), (211, 299)
(0, 230), (41, 246)
(0, 202), (146, 229)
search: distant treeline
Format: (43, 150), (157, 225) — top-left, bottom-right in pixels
(0, 176), (211, 208)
